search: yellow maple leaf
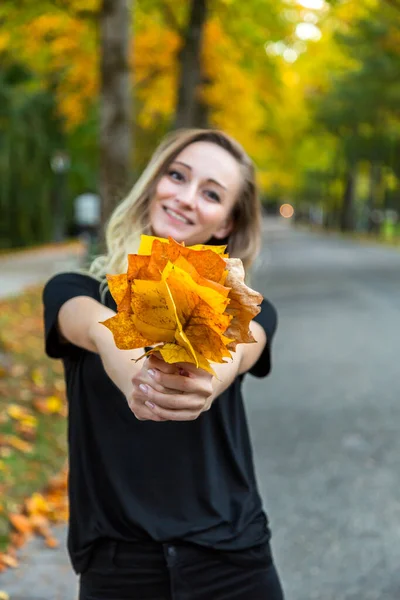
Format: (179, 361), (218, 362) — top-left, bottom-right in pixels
(7, 405), (31, 421)
(157, 344), (217, 375)
(25, 493), (50, 517)
(33, 395), (64, 415)
(31, 368), (45, 387)
(21, 415), (38, 429)
(131, 279), (176, 342)
(138, 234), (169, 255)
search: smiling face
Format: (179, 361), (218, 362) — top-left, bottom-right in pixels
(149, 141), (242, 247)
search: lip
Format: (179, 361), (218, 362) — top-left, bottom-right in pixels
(163, 206), (194, 225)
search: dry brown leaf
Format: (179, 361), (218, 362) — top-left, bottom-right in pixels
(0, 554), (18, 568)
(224, 258), (263, 350)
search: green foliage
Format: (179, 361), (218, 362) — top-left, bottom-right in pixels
(0, 62), (60, 247)
(291, 0), (400, 229)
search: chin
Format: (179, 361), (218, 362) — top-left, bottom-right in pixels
(151, 224), (185, 243)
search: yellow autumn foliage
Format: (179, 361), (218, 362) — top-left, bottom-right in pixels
(102, 235), (263, 375)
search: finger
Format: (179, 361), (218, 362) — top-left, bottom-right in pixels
(174, 361), (213, 380)
(143, 369), (178, 395)
(148, 369), (210, 396)
(136, 384), (205, 412)
(144, 402), (203, 422)
(127, 399), (165, 422)
(129, 385), (169, 421)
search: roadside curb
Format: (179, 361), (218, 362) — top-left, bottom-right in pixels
(0, 242), (85, 263)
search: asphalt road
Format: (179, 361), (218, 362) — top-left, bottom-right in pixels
(1, 224), (399, 599)
(247, 226), (400, 600)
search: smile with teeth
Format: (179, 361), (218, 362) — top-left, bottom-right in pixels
(164, 207), (193, 225)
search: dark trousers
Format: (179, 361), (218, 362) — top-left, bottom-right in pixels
(79, 538), (285, 600)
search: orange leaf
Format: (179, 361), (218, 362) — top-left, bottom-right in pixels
(10, 532), (26, 549)
(45, 535), (59, 549)
(9, 513), (32, 535)
(106, 273), (129, 311)
(101, 312), (155, 350)
(4, 436), (33, 454)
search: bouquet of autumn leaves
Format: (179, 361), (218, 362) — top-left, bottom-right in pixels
(102, 235), (263, 375)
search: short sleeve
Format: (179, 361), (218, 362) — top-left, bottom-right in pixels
(248, 298), (278, 378)
(42, 272), (101, 359)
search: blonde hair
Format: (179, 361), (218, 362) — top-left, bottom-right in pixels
(89, 128), (262, 282)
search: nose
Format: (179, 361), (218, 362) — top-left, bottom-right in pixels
(176, 182), (197, 209)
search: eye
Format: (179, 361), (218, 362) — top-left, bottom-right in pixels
(204, 190), (221, 203)
(168, 169), (185, 182)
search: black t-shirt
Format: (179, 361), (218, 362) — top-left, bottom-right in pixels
(42, 272), (278, 574)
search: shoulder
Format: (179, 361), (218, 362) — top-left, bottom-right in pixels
(42, 271), (102, 305)
(42, 272), (103, 359)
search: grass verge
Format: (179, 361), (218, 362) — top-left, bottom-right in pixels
(0, 286), (68, 554)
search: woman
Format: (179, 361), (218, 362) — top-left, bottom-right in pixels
(43, 128), (284, 599)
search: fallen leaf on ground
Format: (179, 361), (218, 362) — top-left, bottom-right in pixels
(45, 535), (59, 548)
(6, 404), (32, 421)
(9, 513), (32, 535)
(0, 553), (18, 568)
(33, 395), (64, 415)
(4, 436), (33, 454)
(30, 368), (45, 387)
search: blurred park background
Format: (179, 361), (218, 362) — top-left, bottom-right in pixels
(1, 0), (400, 599)
(1, 0), (400, 247)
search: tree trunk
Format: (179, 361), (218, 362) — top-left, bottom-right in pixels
(174, 0), (208, 129)
(340, 166), (357, 232)
(99, 0), (133, 236)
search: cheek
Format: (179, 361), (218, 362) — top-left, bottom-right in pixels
(154, 177), (176, 200)
(198, 201), (228, 224)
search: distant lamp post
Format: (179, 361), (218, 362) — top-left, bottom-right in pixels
(74, 193), (101, 258)
(50, 150), (70, 243)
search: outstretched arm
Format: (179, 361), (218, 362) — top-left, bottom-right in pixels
(58, 296), (156, 420)
(58, 295), (267, 423)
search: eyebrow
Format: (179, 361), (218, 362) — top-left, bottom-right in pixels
(173, 160), (227, 191)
